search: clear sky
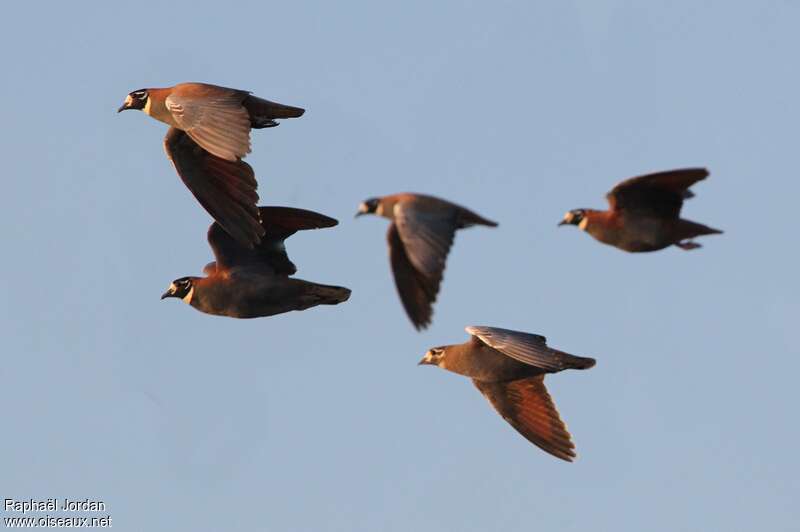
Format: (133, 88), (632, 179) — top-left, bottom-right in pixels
(1, 1), (797, 531)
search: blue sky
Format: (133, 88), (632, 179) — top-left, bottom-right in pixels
(1, 1), (798, 531)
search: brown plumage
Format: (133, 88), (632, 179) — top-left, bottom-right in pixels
(161, 206), (351, 318)
(420, 326), (596, 461)
(118, 82), (305, 249)
(356, 193), (497, 330)
(559, 167), (722, 252)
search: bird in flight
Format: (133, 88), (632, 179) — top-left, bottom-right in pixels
(420, 326), (596, 461)
(118, 82), (304, 249)
(559, 167), (722, 252)
(356, 193), (497, 330)
(161, 206), (351, 318)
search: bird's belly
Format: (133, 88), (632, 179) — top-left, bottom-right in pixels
(193, 277), (292, 319)
(144, 99), (179, 128)
(595, 216), (672, 252)
(461, 346), (541, 382)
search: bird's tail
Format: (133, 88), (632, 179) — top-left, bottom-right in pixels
(457, 207), (499, 228)
(308, 284), (352, 306)
(676, 219), (723, 240)
(243, 95), (305, 128)
(554, 350), (596, 370)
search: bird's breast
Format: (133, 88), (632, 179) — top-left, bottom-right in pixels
(144, 90), (179, 128)
(446, 344), (536, 382)
(189, 275), (267, 317)
(586, 214), (672, 252)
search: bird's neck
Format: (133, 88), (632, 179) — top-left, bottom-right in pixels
(376, 197), (399, 220)
(439, 343), (477, 377)
(582, 210), (617, 231)
(143, 87), (178, 127)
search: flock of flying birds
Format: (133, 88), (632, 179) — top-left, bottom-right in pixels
(118, 82), (722, 461)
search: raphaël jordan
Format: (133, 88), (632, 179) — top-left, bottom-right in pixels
(4, 498), (106, 513)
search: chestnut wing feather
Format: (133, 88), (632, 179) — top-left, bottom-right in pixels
(164, 127), (264, 249)
(474, 376), (576, 461)
(607, 167), (709, 218)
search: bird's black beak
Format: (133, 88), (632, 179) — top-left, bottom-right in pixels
(160, 289), (175, 300)
(355, 202), (371, 218)
(117, 94), (134, 113)
(418, 351), (434, 366)
(557, 220), (568, 227)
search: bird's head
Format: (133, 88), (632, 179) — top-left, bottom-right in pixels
(117, 89), (149, 113)
(558, 209), (587, 228)
(161, 277), (197, 304)
(355, 197), (380, 218)
(418, 347), (446, 367)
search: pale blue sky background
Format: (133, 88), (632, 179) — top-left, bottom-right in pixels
(1, 1), (798, 531)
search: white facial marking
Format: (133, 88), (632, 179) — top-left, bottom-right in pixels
(376, 202), (384, 216)
(182, 286), (194, 304)
(578, 216), (589, 231)
(143, 95), (152, 116)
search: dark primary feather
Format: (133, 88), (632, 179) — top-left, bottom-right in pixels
(393, 202), (457, 288)
(474, 376), (576, 461)
(387, 200), (460, 330)
(208, 206), (337, 275)
(467, 326), (595, 372)
(164, 127), (264, 249)
(387, 224), (436, 329)
(606, 167), (709, 219)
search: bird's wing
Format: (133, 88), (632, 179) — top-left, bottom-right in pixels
(387, 223), (437, 330)
(164, 127), (264, 249)
(468, 325), (582, 372)
(165, 88), (251, 161)
(606, 168), (709, 218)
(474, 376), (576, 462)
(208, 206), (337, 275)
(393, 200), (457, 288)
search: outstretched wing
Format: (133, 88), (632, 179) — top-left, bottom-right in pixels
(467, 326), (595, 372)
(393, 200), (457, 289)
(387, 224), (437, 330)
(166, 84), (251, 161)
(208, 206), (337, 275)
(164, 127), (264, 249)
(474, 376), (577, 462)
(606, 167), (709, 218)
